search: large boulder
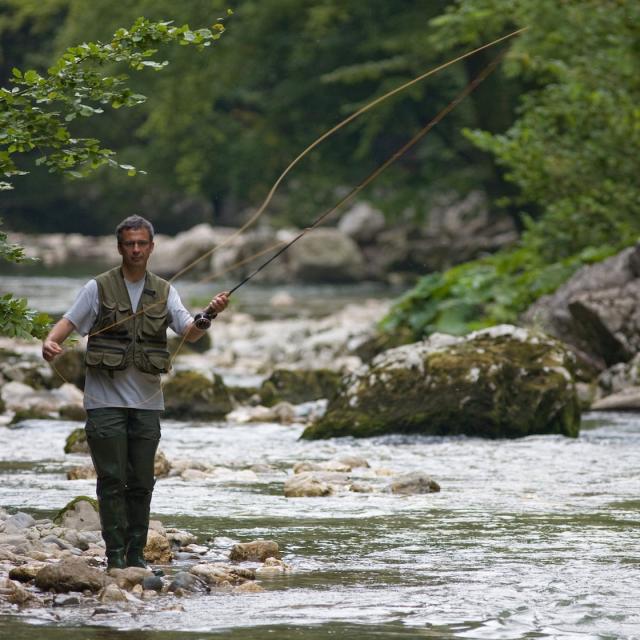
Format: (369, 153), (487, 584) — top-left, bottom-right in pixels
(523, 243), (640, 370)
(338, 203), (386, 244)
(302, 325), (580, 440)
(163, 370), (233, 419)
(286, 228), (365, 283)
(34, 557), (106, 592)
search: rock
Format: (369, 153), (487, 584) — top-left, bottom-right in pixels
(142, 575), (164, 592)
(99, 583), (129, 603)
(108, 567), (152, 590)
(389, 472), (441, 495)
(292, 461), (350, 474)
(302, 325), (580, 440)
(226, 402), (297, 425)
(234, 581), (264, 593)
(34, 557), (106, 592)
(259, 368), (341, 406)
(333, 455), (370, 470)
(287, 228), (365, 283)
(163, 371), (233, 419)
(229, 540), (281, 562)
(0, 577), (33, 604)
(54, 497), (100, 531)
(64, 427), (89, 454)
(59, 404), (87, 421)
(144, 529), (173, 564)
(9, 562), (46, 582)
(168, 571), (208, 593)
(284, 472), (333, 497)
(523, 243), (640, 370)
(591, 387), (640, 411)
(66, 465), (96, 480)
(9, 407), (52, 424)
(190, 563), (255, 586)
(3, 512), (36, 533)
(338, 203), (386, 244)
(154, 449), (171, 477)
(255, 557), (291, 577)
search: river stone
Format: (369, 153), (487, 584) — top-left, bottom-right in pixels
(99, 582), (129, 603)
(108, 567), (152, 590)
(259, 368), (341, 406)
(284, 472), (333, 497)
(389, 472), (441, 495)
(9, 562), (46, 582)
(66, 465), (96, 480)
(168, 571), (208, 593)
(34, 557), (106, 592)
(163, 371), (233, 419)
(54, 496), (100, 531)
(591, 386), (640, 411)
(154, 449), (171, 477)
(3, 512), (36, 533)
(142, 575), (164, 592)
(64, 427), (89, 454)
(302, 325), (580, 440)
(338, 203), (386, 244)
(229, 540), (281, 562)
(0, 578), (33, 604)
(145, 528), (173, 564)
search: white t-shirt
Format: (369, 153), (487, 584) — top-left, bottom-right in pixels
(64, 277), (193, 410)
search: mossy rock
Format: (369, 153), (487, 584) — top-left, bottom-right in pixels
(163, 370), (233, 419)
(259, 369), (342, 406)
(0, 394), (5, 414)
(49, 348), (86, 390)
(9, 407), (52, 425)
(53, 495), (98, 525)
(227, 385), (260, 405)
(64, 427), (89, 454)
(302, 325), (580, 440)
(59, 404), (87, 422)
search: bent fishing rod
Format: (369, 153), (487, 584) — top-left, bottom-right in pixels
(192, 49), (506, 331)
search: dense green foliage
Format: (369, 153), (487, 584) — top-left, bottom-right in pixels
(1, 0), (517, 233)
(384, 0), (640, 339)
(0, 11), (228, 338)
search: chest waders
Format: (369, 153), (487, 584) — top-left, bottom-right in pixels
(85, 268), (169, 570)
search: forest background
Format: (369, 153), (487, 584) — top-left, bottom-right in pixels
(0, 0), (638, 340)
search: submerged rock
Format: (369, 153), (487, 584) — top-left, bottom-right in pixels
(284, 472), (333, 497)
(302, 325), (580, 440)
(229, 540), (281, 562)
(389, 472), (441, 495)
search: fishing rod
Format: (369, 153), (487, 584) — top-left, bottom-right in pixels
(192, 49), (506, 331)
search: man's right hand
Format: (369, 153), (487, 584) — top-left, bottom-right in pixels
(42, 340), (63, 362)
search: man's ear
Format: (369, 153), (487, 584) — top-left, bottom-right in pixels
(149, 241), (155, 254)
(117, 243), (123, 257)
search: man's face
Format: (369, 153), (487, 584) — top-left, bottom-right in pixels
(118, 227), (154, 269)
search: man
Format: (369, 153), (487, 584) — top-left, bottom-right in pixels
(42, 215), (229, 571)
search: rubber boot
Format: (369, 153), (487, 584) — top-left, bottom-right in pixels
(125, 436), (159, 568)
(88, 434), (128, 571)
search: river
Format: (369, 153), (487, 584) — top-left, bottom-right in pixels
(1, 276), (640, 639)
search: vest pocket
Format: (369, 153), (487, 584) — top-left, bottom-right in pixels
(140, 307), (168, 338)
(85, 345), (127, 369)
(139, 348), (171, 374)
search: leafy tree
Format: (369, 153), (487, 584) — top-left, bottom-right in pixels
(384, 0), (640, 339)
(0, 11), (229, 338)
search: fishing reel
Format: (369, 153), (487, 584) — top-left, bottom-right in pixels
(193, 308), (217, 330)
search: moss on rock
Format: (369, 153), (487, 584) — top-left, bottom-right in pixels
(302, 325), (580, 440)
(163, 370), (233, 419)
(9, 407), (52, 425)
(64, 427), (89, 454)
(259, 368), (341, 406)
(53, 495), (98, 524)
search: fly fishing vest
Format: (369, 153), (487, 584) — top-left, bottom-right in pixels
(85, 267), (171, 375)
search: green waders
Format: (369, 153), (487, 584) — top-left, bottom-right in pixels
(86, 408), (160, 570)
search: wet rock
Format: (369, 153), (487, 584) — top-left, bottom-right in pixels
(154, 449), (171, 477)
(227, 403), (296, 425)
(292, 461), (350, 474)
(35, 557), (107, 593)
(234, 581), (264, 593)
(163, 371), (233, 419)
(66, 465), (96, 480)
(9, 562), (46, 583)
(145, 528), (173, 564)
(284, 472), (333, 497)
(591, 387), (640, 411)
(4, 512), (36, 533)
(54, 497), (100, 531)
(190, 562), (255, 586)
(255, 557), (291, 577)
(168, 571), (208, 593)
(9, 407), (52, 424)
(229, 540), (281, 562)
(99, 583), (129, 603)
(0, 577), (33, 604)
(303, 325), (580, 440)
(142, 575), (164, 592)
(59, 404), (87, 421)
(389, 472), (441, 495)
(334, 455), (370, 470)
(64, 428), (89, 454)
(108, 567), (152, 590)
(53, 594), (81, 606)
(259, 368), (341, 406)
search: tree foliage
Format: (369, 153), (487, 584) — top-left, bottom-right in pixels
(384, 0), (640, 339)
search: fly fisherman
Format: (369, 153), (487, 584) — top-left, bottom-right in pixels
(42, 215), (229, 571)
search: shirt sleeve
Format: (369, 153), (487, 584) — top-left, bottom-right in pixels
(167, 285), (194, 336)
(63, 279), (99, 337)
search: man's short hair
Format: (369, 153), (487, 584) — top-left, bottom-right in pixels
(115, 215), (155, 243)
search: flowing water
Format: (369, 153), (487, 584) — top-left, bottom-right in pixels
(1, 276), (640, 638)
(1, 413), (640, 639)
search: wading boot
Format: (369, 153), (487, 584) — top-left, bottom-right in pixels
(125, 436), (159, 568)
(87, 433), (129, 572)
